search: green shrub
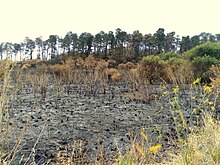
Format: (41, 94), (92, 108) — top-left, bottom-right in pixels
(141, 55), (163, 65)
(186, 41), (220, 60)
(139, 55), (164, 84)
(191, 56), (220, 80)
(159, 52), (183, 61)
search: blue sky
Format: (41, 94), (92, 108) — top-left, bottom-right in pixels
(0, 0), (219, 43)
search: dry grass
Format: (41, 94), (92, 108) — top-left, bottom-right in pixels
(165, 113), (220, 165)
(26, 65), (50, 99)
(106, 69), (121, 82)
(163, 60), (194, 85)
(1, 57), (220, 165)
(0, 60), (31, 164)
(114, 130), (163, 165)
(0, 60), (13, 163)
(0, 60), (13, 80)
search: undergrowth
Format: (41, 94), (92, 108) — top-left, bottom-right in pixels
(0, 58), (220, 165)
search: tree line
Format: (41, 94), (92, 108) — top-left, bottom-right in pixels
(0, 28), (220, 62)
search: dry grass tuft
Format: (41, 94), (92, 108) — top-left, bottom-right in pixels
(106, 69), (121, 82)
(163, 60), (194, 85)
(166, 113), (220, 165)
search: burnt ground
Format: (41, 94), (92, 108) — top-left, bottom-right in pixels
(2, 82), (213, 164)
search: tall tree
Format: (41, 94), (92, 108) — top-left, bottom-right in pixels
(216, 34), (220, 42)
(154, 28), (165, 53)
(94, 31), (108, 57)
(3, 42), (14, 60)
(164, 32), (176, 52)
(94, 32), (102, 55)
(131, 30), (143, 57)
(35, 37), (43, 59)
(13, 43), (21, 60)
(180, 36), (191, 53)
(107, 31), (115, 49)
(24, 37), (35, 60)
(115, 28), (128, 60)
(63, 32), (72, 53)
(47, 35), (58, 58)
(69, 32), (78, 55)
(199, 32), (212, 43)
(115, 28), (127, 48)
(0, 43), (3, 60)
(209, 34), (216, 42)
(79, 32), (94, 54)
(190, 35), (200, 48)
(143, 33), (156, 55)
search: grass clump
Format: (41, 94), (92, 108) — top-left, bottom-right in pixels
(166, 113), (220, 165)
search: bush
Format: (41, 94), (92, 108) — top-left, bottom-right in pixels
(106, 68), (121, 82)
(159, 52), (183, 61)
(186, 41), (220, 60)
(191, 56), (220, 80)
(164, 58), (194, 85)
(118, 62), (136, 70)
(139, 55), (164, 84)
(185, 42), (220, 81)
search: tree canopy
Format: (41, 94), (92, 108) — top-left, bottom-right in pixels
(0, 28), (220, 62)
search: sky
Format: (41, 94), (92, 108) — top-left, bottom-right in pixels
(0, 0), (219, 43)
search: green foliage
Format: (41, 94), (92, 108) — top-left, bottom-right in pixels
(159, 52), (182, 61)
(185, 42), (220, 80)
(186, 41), (220, 60)
(141, 55), (163, 65)
(139, 55), (164, 83)
(191, 56), (220, 79)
